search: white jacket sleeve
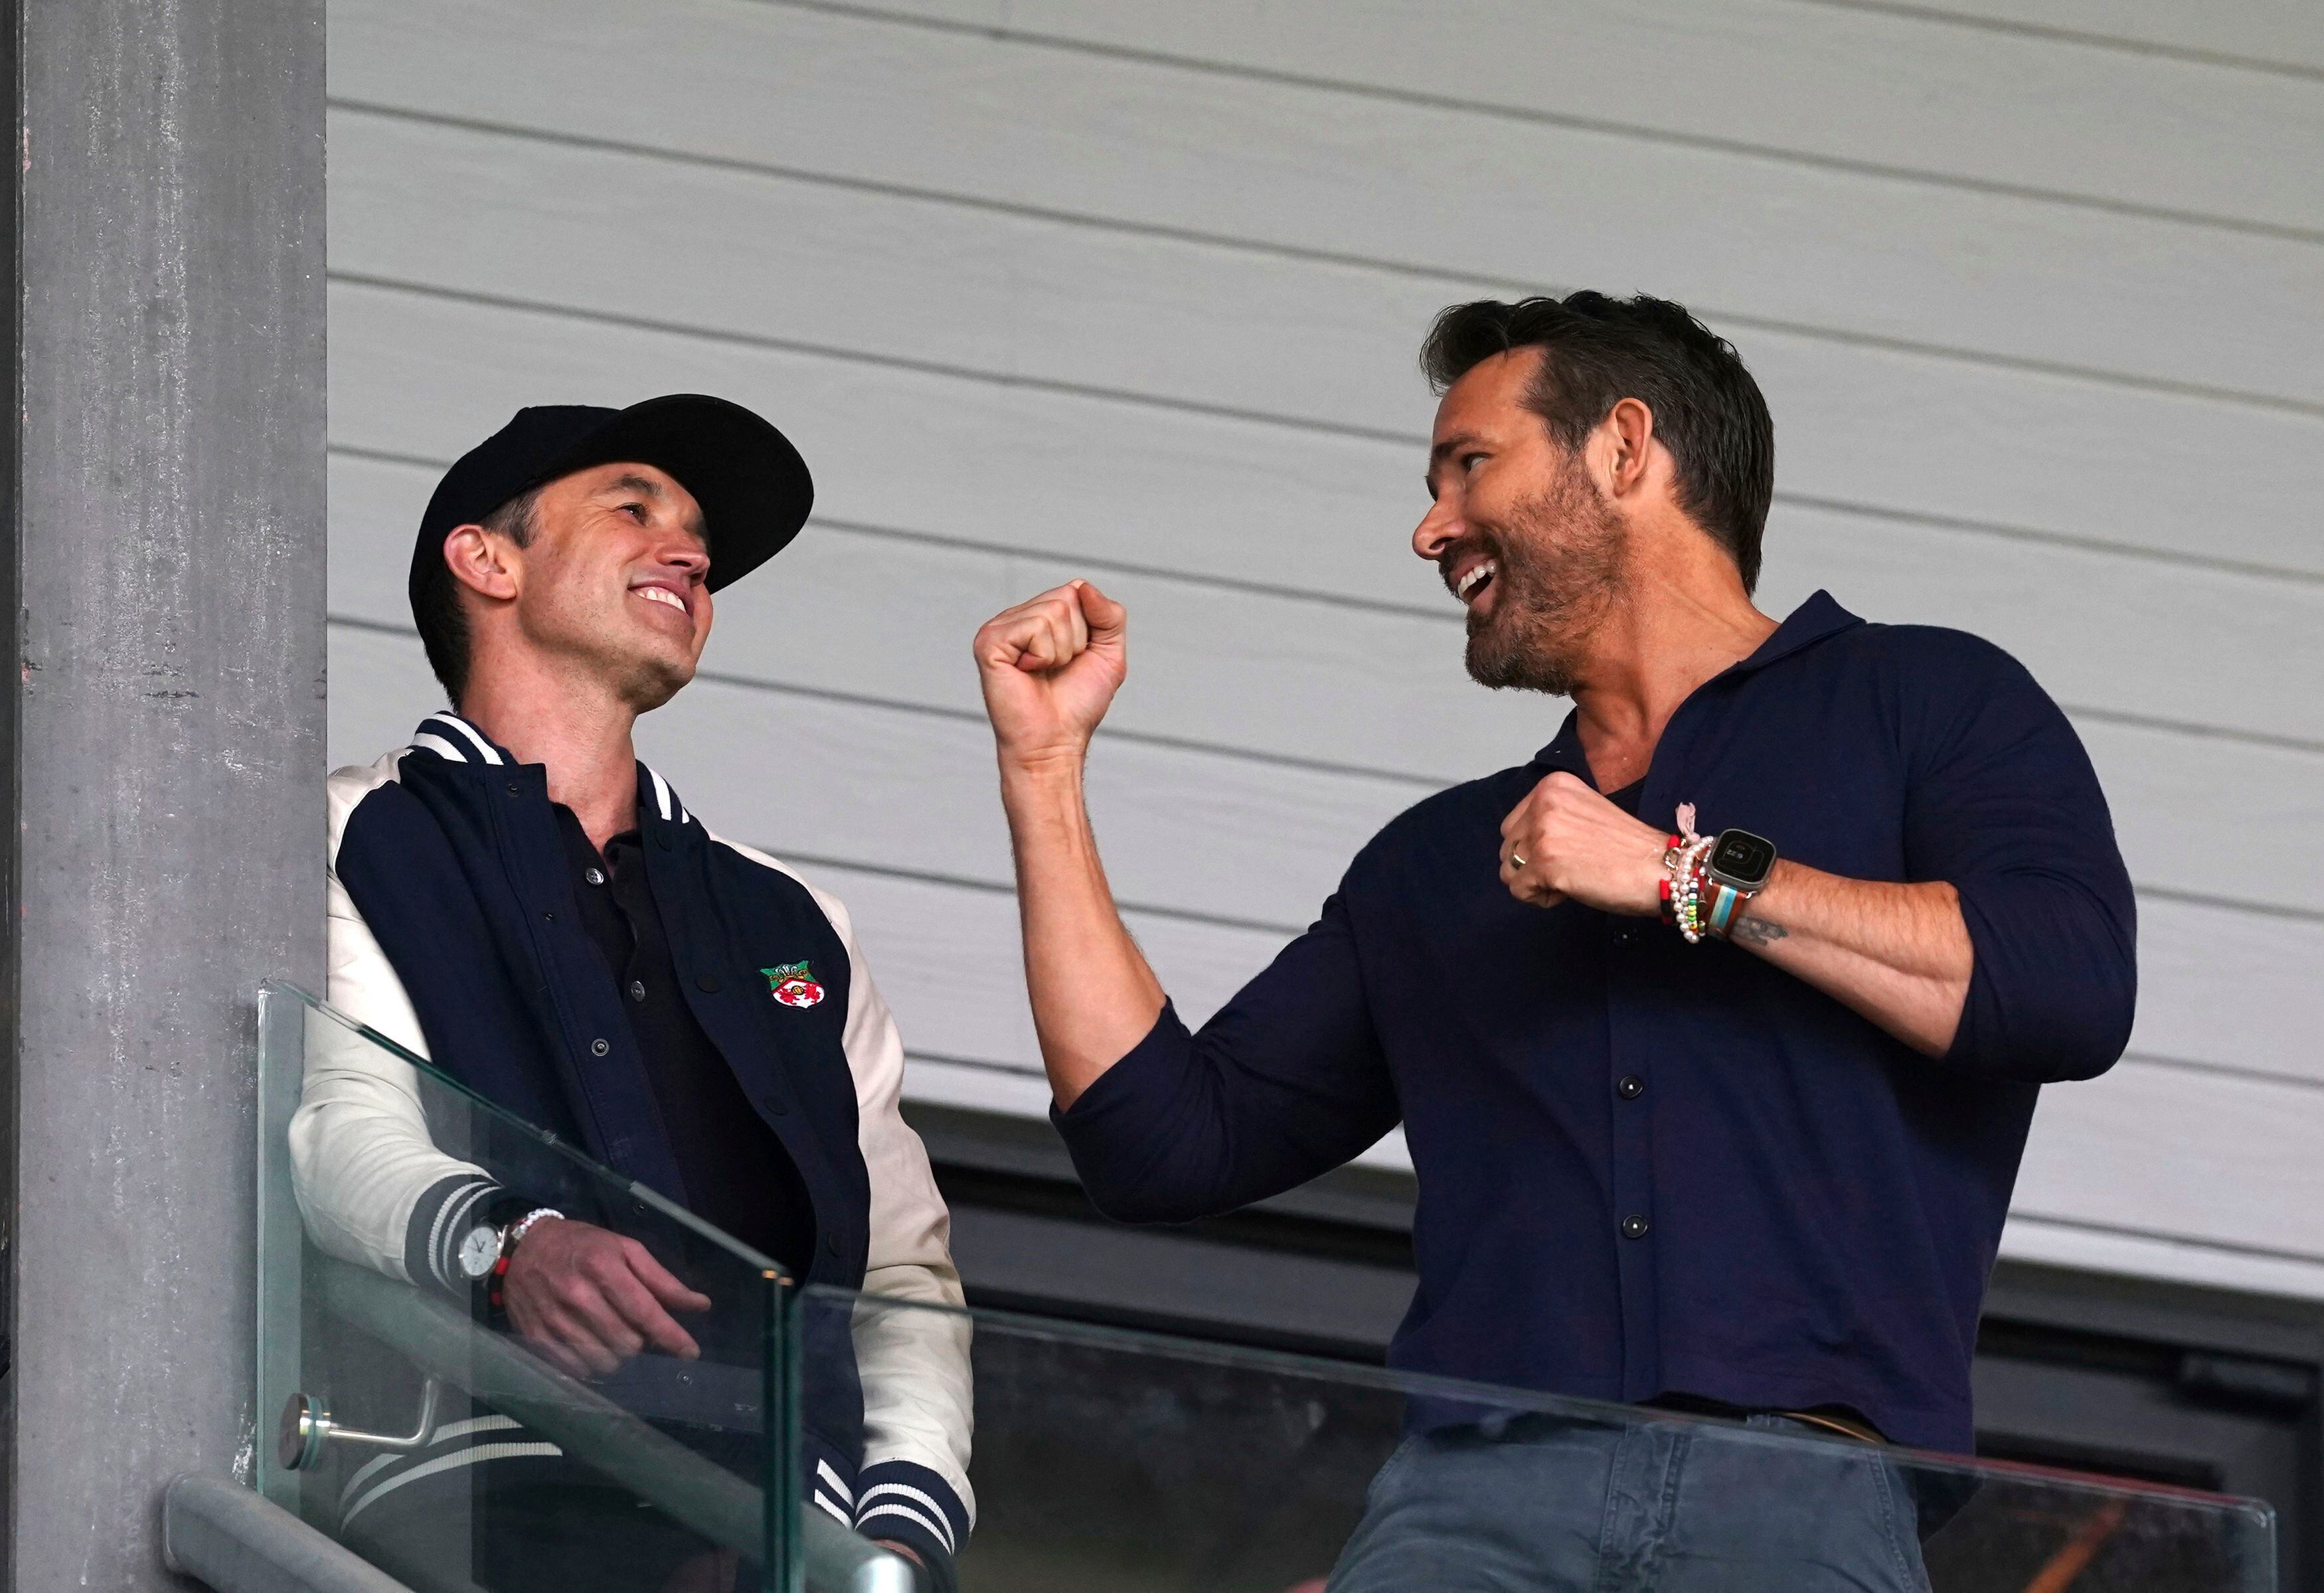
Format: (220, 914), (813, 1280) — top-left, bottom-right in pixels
(720, 838), (977, 1539)
(289, 758), (497, 1291)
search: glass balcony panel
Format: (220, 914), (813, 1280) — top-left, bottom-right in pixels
(258, 978), (2275, 1592)
(257, 981), (811, 1593)
(799, 1285), (2276, 1593)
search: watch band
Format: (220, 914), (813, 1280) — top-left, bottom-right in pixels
(487, 1207), (564, 1312)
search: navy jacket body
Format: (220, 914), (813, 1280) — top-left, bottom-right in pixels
(318, 715), (975, 1565)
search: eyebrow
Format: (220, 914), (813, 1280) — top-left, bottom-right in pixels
(1428, 432), (1482, 467)
(602, 473), (708, 544)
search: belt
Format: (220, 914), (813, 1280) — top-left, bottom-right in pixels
(1643, 1394), (1888, 1446)
(1772, 1409), (1887, 1445)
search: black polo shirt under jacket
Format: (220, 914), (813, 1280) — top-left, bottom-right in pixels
(1052, 591), (2137, 1454)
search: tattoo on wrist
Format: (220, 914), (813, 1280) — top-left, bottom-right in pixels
(1730, 916), (1788, 948)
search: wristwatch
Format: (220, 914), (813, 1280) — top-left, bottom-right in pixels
(455, 1219), (503, 1284)
(1705, 828), (1778, 894)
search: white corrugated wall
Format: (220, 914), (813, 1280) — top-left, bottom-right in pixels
(324, 0), (2324, 1301)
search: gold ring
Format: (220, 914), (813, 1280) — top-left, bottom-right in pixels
(1511, 853), (1527, 869)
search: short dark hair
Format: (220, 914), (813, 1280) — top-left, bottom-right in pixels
(414, 485), (543, 705)
(1419, 292), (1774, 592)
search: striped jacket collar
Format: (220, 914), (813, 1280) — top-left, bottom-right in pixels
(408, 711), (693, 826)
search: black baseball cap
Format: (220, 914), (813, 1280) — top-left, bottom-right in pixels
(408, 394), (814, 625)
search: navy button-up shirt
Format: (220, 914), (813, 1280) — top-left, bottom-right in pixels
(1054, 592), (2135, 1452)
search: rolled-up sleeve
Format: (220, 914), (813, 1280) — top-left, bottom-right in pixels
(1904, 639), (2137, 1082)
(1052, 890), (1400, 1222)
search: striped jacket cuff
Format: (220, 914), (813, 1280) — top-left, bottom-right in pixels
(852, 1460), (968, 1593)
(402, 1172), (501, 1295)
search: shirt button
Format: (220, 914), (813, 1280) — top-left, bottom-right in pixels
(1621, 1214), (1651, 1240)
(590, 1038), (610, 1057)
(629, 979), (647, 1002)
(1618, 1075), (1645, 1100)
(585, 867), (607, 886)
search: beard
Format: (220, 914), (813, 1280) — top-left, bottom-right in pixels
(1460, 463), (1629, 696)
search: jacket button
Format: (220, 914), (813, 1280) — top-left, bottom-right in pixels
(1621, 1214), (1650, 1240)
(584, 867), (606, 887)
(1618, 1075), (1645, 1100)
(590, 1038), (610, 1057)
(696, 975), (721, 994)
(823, 1235), (840, 1258)
(505, 781), (519, 796)
(760, 1094), (789, 1117)
(655, 829), (673, 851)
(629, 979), (647, 1003)
(541, 910), (556, 924)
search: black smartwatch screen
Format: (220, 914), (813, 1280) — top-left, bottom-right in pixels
(1709, 829), (1778, 890)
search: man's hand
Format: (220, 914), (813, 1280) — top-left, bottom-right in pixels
(1498, 772), (1669, 914)
(501, 1217), (712, 1378)
(973, 580), (1127, 773)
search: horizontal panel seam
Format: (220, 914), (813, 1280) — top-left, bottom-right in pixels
(321, 288), (2324, 590)
(1791, 0), (2324, 84)
(331, 617), (2324, 908)
(749, 0), (2324, 244)
(2006, 1211), (2324, 1270)
(326, 612), (1452, 789)
(901, 1049), (1044, 1080)
(331, 504), (2324, 759)
(2133, 884), (2324, 925)
(321, 104), (2324, 420)
(2063, 705), (2324, 758)
(746, 845), (1306, 936)
(2116, 1050), (2324, 1093)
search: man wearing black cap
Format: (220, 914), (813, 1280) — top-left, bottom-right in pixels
(290, 398), (973, 1590)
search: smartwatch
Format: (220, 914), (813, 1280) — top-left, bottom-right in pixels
(1705, 828), (1778, 894)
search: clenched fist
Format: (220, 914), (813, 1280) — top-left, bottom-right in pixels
(1499, 772), (1670, 914)
(974, 580), (1128, 771)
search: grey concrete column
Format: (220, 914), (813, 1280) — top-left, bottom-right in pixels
(4, 3), (325, 1588)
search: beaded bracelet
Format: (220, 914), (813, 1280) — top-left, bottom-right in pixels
(1664, 837), (1716, 944)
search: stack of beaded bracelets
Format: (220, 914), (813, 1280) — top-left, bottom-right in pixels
(1659, 826), (1717, 943)
(1658, 802), (1755, 945)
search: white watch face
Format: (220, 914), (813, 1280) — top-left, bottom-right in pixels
(456, 1222), (501, 1282)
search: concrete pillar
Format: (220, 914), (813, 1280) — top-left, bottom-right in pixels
(3, 3), (325, 1586)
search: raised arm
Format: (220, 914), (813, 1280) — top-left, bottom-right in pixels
(971, 580), (1163, 1109)
(973, 582), (1400, 1219)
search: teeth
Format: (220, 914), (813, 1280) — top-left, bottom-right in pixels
(1456, 560), (1497, 600)
(636, 586), (686, 612)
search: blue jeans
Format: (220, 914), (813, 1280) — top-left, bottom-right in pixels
(1329, 1413), (1931, 1593)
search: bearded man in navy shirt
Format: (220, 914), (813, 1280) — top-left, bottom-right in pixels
(970, 292), (2135, 1592)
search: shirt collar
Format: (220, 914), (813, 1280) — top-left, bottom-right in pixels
(410, 710), (515, 766)
(1527, 590), (1865, 776)
(408, 711), (693, 829)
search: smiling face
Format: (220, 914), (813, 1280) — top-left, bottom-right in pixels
(497, 461), (714, 712)
(1413, 349), (1628, 695)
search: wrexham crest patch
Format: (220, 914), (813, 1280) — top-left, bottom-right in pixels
(761, 962), (826, 1009)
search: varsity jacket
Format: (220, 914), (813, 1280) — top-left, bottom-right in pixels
(291, 711), (973, 1573)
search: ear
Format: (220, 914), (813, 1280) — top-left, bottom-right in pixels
(442, 523), (520, 603)
(1600, 397), (1656, 500)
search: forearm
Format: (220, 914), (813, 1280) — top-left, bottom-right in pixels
(1000, 756), (1166, 1110)
(1726, 862), (1972, 1058)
